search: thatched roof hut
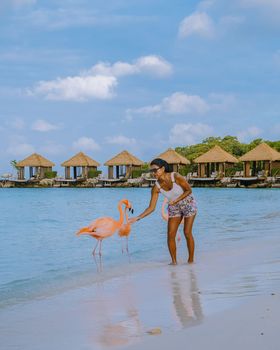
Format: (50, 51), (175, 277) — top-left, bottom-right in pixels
(16, 153), (55, 180)
(61, 152), (100, 179)
(194, 145), (239, 164)
(193, 145), (238, 177)
(239, 143), (280, 177)
(239, 143), (280, 162)
(155, 148), (190, 172)
(104, 150), (144, 179)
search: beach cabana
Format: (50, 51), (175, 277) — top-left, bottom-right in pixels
(61, 152), (100, 179)
(239, 143), (280, 177)
(16, 153), (55, 180)
(155, 148), (190, 172)
(194, 145), (238, 178)
(104, 150), (144, 179)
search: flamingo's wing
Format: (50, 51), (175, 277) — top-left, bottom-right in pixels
(88, 217), (113, 230)
(77, 217), (114, 236)
(91, 218), (120, 238)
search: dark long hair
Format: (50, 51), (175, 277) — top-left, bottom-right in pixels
(150, 158), (171, 173)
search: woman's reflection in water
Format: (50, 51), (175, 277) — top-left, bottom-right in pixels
(171, 268), (203, 328)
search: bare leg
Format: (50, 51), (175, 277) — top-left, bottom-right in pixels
(183, 214), (196, 263)
(167, 217), (182, 265)
(98, 240), (103, 256)
(92, 240), (99, 255)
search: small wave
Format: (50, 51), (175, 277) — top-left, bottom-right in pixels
(262, 211), (280, 219)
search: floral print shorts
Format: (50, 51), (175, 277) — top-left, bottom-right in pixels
(168, 195), (197, 218)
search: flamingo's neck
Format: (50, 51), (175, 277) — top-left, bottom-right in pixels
(125, 208), (129, 224)
(117, 202), (125, 226)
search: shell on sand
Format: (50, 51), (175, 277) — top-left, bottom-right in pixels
(146, 328), (162, 335)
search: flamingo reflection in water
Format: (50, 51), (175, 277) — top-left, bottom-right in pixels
(161, 198), (182, 244)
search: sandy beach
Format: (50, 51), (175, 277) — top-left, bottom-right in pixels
(1, 231), (280, 350)
(126, 293), (280, 350)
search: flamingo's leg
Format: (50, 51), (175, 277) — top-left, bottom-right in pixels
(98, 240), (103, 256)
(92, 240), (99, 255)
(121, 238), (125, 254)
(126, 237), (129, 254)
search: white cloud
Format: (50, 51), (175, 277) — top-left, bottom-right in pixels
(89, 55), (173, 78)
(30, 75), (117, 102)
(163, 92), (209, 114)
(72, 137), (100, 152)
(127, 92), (209, 119)
(105, 135), (136, 146)
(29, 55), (172, 102)
(169, 123), (213, 145)
(31, 119), (60, 132)
(7, 142), (35, 156)
(178, 12), (215, 39)
(237, 126), (262, 142)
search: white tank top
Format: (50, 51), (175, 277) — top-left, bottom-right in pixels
(155, 172), (184, 202)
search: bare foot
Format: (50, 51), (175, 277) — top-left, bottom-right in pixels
(188, 259), (194, 264)
(168, 262), (177, 266)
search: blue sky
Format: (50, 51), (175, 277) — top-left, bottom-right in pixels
(0, 0), (280, 174)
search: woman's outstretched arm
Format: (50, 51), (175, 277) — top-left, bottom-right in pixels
(128, 186), (159, 224)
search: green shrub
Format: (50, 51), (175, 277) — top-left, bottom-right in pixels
(272, 168), (280, 177)
(44, 171), (57, 179)
(225, 164), (243, 177)
(132, 169), (145, 178)
(178, 166), (192, 176)
(88, 169), (102, 178)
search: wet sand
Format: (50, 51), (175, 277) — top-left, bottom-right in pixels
(126, 293), (280, 350)
(0, 236), (280, 350)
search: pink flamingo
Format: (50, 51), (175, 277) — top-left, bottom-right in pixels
(161, 198), (182, 243)
(76, 199), (133, 255)
(118, 205), (133, 254)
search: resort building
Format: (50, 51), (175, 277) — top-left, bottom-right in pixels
(239, 143), (280, 177)
(61, 152), (100, 179)
(155, 148), (190, 172)
(104, 150), (144, 179)
(194, 145), (238, 178)
(16, 153), (55, 180)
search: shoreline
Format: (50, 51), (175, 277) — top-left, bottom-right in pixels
(1, 180), (280, 188)
(1, 235), (280, 350)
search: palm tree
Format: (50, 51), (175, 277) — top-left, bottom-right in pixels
(10, 160), (19, 176)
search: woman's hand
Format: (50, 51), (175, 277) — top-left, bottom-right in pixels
(128, 217), (139, 224)
(168, 200), (177, 206)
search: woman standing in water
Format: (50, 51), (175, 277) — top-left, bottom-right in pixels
(129, 158), (197, 265)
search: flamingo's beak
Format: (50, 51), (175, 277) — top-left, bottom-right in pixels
(128, 207), (134, 214)
(76, 227), (90, 236)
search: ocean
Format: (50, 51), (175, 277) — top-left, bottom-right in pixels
(0, 187), (280, 310)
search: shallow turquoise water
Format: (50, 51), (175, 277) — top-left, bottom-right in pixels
(0, 188), (280, 309)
